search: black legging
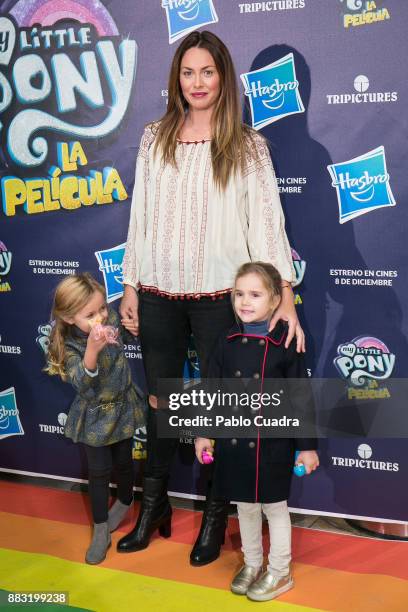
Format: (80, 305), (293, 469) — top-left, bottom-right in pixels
(139, 292), (235, 480)
(83, 438), (134, 524)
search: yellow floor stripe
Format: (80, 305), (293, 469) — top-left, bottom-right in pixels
(2, 512), (408, 611)
(0, 549), (325, 612)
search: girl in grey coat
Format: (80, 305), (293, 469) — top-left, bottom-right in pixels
(46, 273), (145, 565)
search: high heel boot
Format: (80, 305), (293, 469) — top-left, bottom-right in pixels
(190, 498), (229, 566)
(116, 476), (172, 552)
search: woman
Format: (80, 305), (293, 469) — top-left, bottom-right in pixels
(117, 30), (304, 566)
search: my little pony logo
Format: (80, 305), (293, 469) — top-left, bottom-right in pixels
(241, 53), (304, 130)
(36, 323), (53, 354)
(340, 0), (363, 10)
(291, 248), (306, 288)
(0, 0), (137, 168)
(162, 0), (219, 44)
(0, 241), (12, 276)
(334, 336), (395, 387)
(339, 0), (391, 28)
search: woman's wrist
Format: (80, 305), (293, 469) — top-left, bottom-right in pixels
(124, 283), (138, 295)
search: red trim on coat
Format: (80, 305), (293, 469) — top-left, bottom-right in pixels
(255, 341), (270, 503)
(226, 329), (287, 346)
(225, 326), (288, 502)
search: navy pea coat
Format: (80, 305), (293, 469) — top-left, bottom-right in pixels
(209, 320), (316, 503)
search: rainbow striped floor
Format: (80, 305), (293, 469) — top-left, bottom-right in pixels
(0, 481), (407, 611)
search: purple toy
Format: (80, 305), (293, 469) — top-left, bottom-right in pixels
(202, 450), (214, 464)
(92, 323), (119, 344)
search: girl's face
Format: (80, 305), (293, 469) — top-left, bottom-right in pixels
(234, 273), (280, 324)
(179, 47), (220, 113)
(66, 290), (108, 333)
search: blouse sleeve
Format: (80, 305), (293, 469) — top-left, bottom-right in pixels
(245, 134), (295, 284)
(122, 125), (155, 289)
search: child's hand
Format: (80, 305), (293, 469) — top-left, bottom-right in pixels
(88, 325), (109, 353)
(296, 450), (319, 475)
(121, 317), (138, 336)
(83, 326), (108, 372)
(195, 438), (213, 464)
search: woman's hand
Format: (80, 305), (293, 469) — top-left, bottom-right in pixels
(269, 286), (305, 353)
(120, 285), (139, 336)
(296, 450), (319, 475)
(194, 438), (213, 464)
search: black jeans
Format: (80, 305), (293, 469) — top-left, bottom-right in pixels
(83, 438), (134, 523)
(139, 292), (235, 479)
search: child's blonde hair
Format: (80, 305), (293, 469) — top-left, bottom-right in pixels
(45, 273), (106, 380)
(232, 262), (282, 316)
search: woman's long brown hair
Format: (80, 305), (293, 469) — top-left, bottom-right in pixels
(153, 30), (256, 190)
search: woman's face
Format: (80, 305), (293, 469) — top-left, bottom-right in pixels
(179, 47), (220, 113)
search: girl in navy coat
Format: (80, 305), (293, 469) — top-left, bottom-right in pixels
(195, 262), (319, 602)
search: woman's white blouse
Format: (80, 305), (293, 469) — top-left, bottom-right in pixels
(122, 125), (295, 297)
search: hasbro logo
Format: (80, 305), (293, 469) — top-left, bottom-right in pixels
(162, 0), (218, 44)
(241, 53), (305, 130)
(95, 243), (125, 303)
(0, 387), (24, 440)
(327, 146), (396, 224)
(184, 337), (200, 383)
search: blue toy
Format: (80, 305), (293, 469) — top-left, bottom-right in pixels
(293, 451), (306, 477)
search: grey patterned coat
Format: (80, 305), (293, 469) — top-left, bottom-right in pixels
(63, 308), (145, 447)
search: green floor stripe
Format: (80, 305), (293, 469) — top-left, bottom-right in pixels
(0, 548), (325, 612)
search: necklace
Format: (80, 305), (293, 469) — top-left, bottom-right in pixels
(178, 123), (212, 145)
(177, 137), (211, 145)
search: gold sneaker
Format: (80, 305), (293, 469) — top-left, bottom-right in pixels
(246, 571), (294, 601)
(231, 565), (263, 595)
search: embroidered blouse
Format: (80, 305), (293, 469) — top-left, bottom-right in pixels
(122, 124), (294, 298)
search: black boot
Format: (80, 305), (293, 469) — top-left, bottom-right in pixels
(190, 499), (229, 566)
(116, 477), (172, 552)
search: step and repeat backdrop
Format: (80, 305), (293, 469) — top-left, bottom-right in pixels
(1, 0), (407, 521)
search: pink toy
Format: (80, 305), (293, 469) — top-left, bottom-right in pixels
(92, 323), (119, 344)
(202, 450), (214, 464)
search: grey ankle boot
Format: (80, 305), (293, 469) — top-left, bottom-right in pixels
(85, 522), (111, 564)
(108, 499), (134, 532)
